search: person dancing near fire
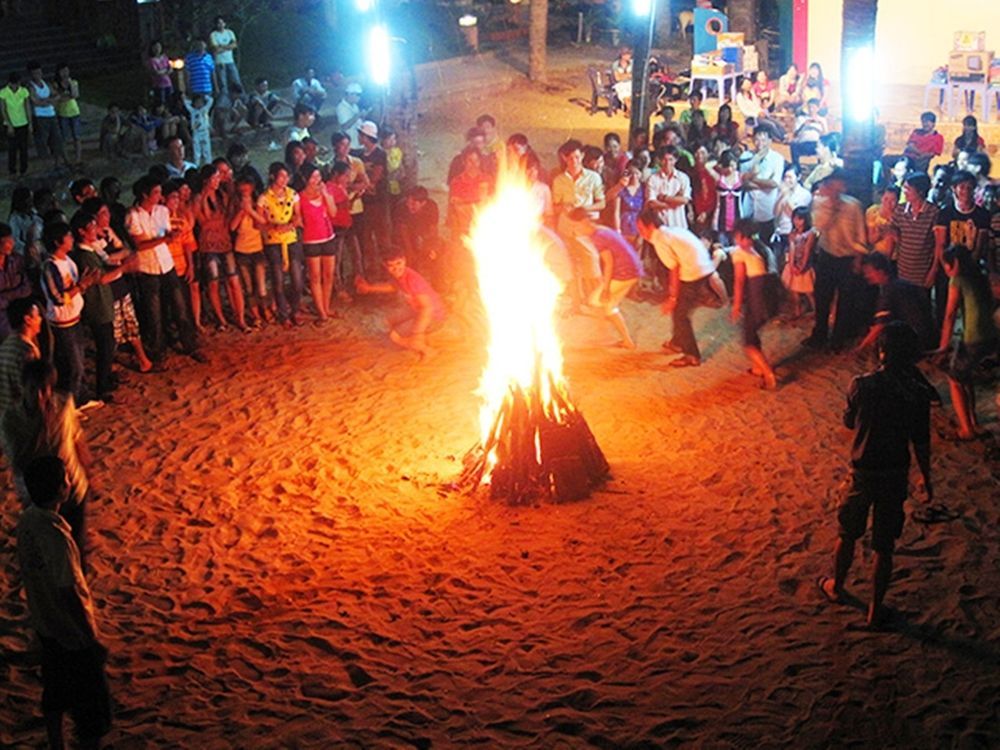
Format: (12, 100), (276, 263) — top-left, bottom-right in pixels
(355, 251), (447, 359)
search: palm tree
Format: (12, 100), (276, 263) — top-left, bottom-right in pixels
(529, 0), (548, 82)
(840, 0), (878, 202)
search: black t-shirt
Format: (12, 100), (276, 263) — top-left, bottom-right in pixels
(934, 202), (991, 250)
(844, 367), (935, 472)
(875, 279), (936, 349)
(396, 201), (439, 239)
(360, 146), (388, 203)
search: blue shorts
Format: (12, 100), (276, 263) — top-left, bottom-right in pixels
(199, 251), (238, 281)
(59, 115), (82, 140)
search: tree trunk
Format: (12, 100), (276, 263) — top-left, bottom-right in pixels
(654, 0), (672, 47)
(727, 0), (758, 43)
(529, 0), (548, 83)
(840, 0), (878, 203)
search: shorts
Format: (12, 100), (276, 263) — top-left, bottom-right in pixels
(837, 469), (908, 553)
(303, 239), (337, 258)
(235, 251), (266, 270)
(741, 275), (770, 349)
(112, 293), (141, 345)
(40, 637), (112, 740)
(59, 115), (82, 140)
(199, 251), (238, 282)
(594, 278), (637, 312)
(948, 340), (997, 384)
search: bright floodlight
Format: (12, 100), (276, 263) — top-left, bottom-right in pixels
(355, 0), (373, 11)
(366, 24), (390, 87)
(458, 14), (478, 27)
(846, 46), (875, 123)
(632, 0), (652, 16)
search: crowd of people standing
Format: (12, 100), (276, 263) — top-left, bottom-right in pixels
(1, 29), (1000, 745)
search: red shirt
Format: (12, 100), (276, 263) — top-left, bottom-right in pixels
(395, 267), (446, 322)
(692, 165), (718, 217)
(325, 181), (352, 228)
(907, 129), (944, 157)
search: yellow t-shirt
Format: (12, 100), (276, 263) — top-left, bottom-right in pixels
(386, 146), (403, 196)
(865, 204), (893, 256)
(56, 80), (80, 118)
(234, 213), (264, 253)
(0, 85), (31, 127)
(257, 188), (299, 246)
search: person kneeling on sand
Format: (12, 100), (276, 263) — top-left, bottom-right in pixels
(636, 207), (727, 367)
(818, 322), (936, 630)
(355, 252), (446, 359)
(564, 208), (642, 349)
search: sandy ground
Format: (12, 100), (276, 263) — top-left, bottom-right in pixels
(2, 61), (1000, 749)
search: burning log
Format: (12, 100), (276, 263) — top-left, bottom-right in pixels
(461, 374), (609, 504)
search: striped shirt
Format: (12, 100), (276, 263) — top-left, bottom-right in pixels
(0, 335), (40, 415)
(891, 200), (938, 286)
(41, 256), (83, 328)
(184, 51), (215, 95)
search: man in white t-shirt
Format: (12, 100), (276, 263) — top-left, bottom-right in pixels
(335, 82), (368, 150)
(209, 16), (243, 96)
(295, 67), (328, 116)
(646, 145), (691, 229)
(125, 176), (204, 364)
(741, 126), (786, 239)
(638, 208), (727, 367)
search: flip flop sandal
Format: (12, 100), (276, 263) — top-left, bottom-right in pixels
(669, 356), (701, 368)
(816, 576), (842, 604)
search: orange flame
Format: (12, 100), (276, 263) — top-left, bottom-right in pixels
(468, 168), (569, 480)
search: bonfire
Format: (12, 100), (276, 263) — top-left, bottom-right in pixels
(460, 168), (608, 503)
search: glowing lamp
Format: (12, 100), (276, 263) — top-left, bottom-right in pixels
(458, 14), (478, 27)
(632, 0), (653, 16)
(169, 58), (184, 70)
(845, 46), (874, 123)
(355, 0), (373, 11)
(366, 24), (391, 88)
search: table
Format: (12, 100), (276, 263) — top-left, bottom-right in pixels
(948, 79), (989, 121)
(922, 81), (950, 117)
(688, 71), (741, 108)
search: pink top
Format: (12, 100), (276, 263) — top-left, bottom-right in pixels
(396, 267), (445, 322)
(300, 194), (334, 244)
(148, 55), (172, 90)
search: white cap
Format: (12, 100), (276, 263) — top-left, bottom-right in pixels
(345, 82), (363, 94)
(359, 120), (379, 139)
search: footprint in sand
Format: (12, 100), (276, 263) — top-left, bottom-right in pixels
(346, 663), (375, 687)
(216, 523), (241, 548)
(138, 593), (175, 612)
(181, 600), (217, 617)
(231, 658), (263, 681)
(97, 528), (123, 545)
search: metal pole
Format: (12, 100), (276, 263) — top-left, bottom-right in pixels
(628, 0), (658, 140)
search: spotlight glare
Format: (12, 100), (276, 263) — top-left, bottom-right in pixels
(366, 24), (391, 87)
(846, 46), (875, 123)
